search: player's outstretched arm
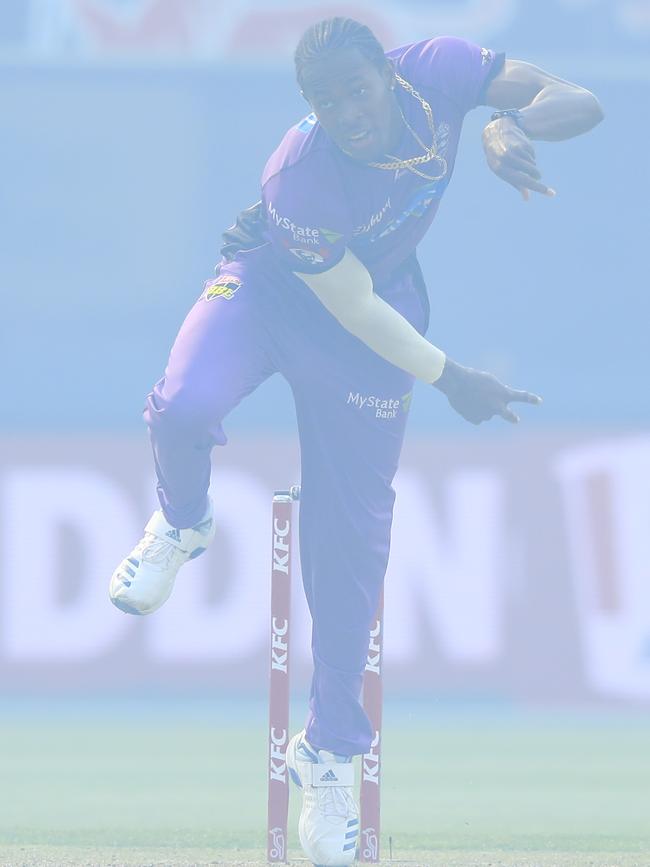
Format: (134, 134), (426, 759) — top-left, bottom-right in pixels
(296, 249), (446, 383)
(481, 59), (604, 199)
(296, 249), (541, 425)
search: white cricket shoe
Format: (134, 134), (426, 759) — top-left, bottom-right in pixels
(109, 500), (215, 615)
(286, 729), (359, 867)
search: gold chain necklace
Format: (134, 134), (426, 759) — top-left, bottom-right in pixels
(368, 73), (447, 182)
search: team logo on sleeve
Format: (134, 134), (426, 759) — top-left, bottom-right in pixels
(481, 47), (492, 65)
(203, 274), (242, 301)
(290, 249), (325, 265)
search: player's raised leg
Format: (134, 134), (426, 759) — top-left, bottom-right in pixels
(110, 265), (276, 615)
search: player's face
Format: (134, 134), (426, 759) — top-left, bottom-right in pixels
(301, 48), (401, 162)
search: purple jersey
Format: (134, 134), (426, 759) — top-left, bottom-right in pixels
(261, 37), (504, 280)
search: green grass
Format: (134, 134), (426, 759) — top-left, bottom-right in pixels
(1, 696), (649, 866)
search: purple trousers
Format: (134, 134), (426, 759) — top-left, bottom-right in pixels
(144, 248), (429, 756)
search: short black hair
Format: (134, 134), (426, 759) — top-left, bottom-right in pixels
(295, 17), (389, 90)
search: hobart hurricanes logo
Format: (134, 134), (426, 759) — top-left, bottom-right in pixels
(203, 274), (241, 301)
(290, 248), (325, 265)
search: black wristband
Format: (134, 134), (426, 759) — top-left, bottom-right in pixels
(490, 108), (525, 129)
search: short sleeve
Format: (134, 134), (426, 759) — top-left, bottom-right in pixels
(399, 36), (505, 115)
(262, 162), (354, 275)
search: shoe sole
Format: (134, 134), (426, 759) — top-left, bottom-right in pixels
(111, 597), (145, 616)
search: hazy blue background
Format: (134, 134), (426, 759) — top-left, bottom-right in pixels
(2, 0), (647, 436)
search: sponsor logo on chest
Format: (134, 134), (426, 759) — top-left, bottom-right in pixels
(353, 196), (392, 237)
(354, 121), (452, 243)
(267, 201), (342, 248)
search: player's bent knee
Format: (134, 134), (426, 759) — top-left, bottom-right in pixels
(144, 383), (227, 440)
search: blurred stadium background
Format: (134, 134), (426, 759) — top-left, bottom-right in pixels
(1, 1), (649, 863)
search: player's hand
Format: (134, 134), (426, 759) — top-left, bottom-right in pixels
(482, 117), (556, 201)
(220, 200), (266, 262)
(433, 358), (542, 424)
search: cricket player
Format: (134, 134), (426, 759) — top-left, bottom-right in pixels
(109, 18), (602, 866)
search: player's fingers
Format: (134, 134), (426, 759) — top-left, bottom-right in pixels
(499, 406), (520, 424)
(505, 171), (554, 196)
(499, 130), (536, 161)
(514, 175), (552, 195)
(501, 153), (542, 178)
(507, 388), (543, 405)
(519, 140), (536, 160)
(516, 183), (556, 199)
(510, 133), (536, 160)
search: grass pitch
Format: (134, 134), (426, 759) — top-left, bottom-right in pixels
(1, 696), (648, 866)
